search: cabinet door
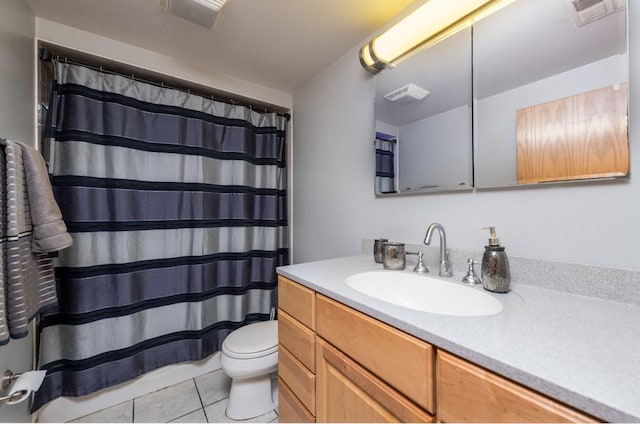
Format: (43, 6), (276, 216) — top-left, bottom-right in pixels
(516, 83), (629, 184)
(437, 351), (598, 423)
(316, 338), (433, 423)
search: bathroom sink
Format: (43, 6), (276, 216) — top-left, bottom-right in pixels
(345, 271), (503, 316)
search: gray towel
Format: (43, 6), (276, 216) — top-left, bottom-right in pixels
(15, 140), (73, 252)
(0, 147), (8, 344)
(0, 141), (72, 345)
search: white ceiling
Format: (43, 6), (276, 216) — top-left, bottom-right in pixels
(26, 0), (417, 93)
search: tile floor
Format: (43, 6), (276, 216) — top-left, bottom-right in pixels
(69, 369), (278, 423)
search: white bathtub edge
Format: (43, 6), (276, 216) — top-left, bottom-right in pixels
(35, 352), (222, 423)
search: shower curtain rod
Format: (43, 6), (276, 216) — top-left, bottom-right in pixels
(39, 48), (291, 120)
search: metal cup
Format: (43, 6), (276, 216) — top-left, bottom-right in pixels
(382, 242), (406, 270)
(373, 238), (388, 263)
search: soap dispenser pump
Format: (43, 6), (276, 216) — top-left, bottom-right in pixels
(481, 227), (511, 293)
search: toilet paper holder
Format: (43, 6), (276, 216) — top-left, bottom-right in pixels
(0, 370), (27, 405)
(2, 370), (21, 389)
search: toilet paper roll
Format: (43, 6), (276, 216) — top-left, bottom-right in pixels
(5, 371), (46, 405)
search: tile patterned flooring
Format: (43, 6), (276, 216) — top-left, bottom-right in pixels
(69, 369), (278, 423)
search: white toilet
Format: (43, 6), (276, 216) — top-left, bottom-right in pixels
(220, 320), (279, 420)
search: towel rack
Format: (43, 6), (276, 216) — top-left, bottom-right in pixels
(0, 390), (27, 405)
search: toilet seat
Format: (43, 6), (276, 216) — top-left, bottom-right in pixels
(222, 320), (278, 359)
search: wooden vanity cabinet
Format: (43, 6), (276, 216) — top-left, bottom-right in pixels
(436, 351), (598, 423)
(277, 276), (316, 422)
(278, 274), (598, 423)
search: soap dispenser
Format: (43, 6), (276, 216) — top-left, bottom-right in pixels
(481, 227), (511, 293)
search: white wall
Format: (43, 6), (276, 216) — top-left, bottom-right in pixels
(399, 105), (471, 190)
(0, 1), (36, 422)
(375, 121), (398, 138)
(0, 2), (35, 146)
(291, 4), (640, 270)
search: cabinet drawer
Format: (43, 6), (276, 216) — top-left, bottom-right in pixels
(278, 310), (315, 372)
(278, 377), (315, 423)
(437, 350), (598, 423)
(316, 295), (434, 413)
(316, 337), (433, 423)
(278, 343), (316, 415)
(278, 276), (315, 330)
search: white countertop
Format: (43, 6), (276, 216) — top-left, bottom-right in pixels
(277, 255), (640, 422)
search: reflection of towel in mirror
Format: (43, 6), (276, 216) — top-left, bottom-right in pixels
(0, 140), (73, 345)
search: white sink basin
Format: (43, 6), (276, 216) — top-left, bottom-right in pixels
(345, 271), (503, 316)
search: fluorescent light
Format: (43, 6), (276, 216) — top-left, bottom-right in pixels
(360, 0), (515, 73)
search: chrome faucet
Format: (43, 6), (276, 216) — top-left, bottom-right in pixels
(423, 223), (453, 277)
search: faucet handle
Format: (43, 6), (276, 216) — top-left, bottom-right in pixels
(407, 251), (429, 273)
(461, 258), (482, 285)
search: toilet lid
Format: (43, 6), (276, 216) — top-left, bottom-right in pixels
(222, 320), (278, 359)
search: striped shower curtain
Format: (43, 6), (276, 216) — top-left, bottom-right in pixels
(375, 132), (396, 194)
(33, 61), (289, 410)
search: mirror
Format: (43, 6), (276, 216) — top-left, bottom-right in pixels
(474, 0), (628, 188)
(374, 27), (473, 196)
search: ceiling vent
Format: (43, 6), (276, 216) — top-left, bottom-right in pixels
(161, 0), (229, 30)
(566, 0), (623, 27)
(384, 83), (430, 104)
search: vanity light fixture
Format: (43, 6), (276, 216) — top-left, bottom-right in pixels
(359, 0), (515, 74)
(162, 0), (229, 30)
